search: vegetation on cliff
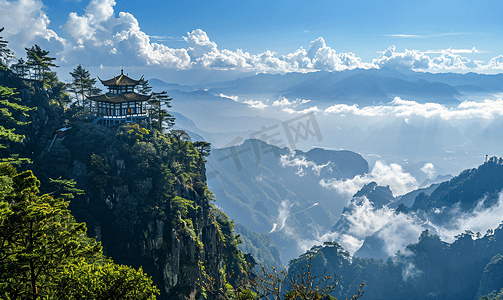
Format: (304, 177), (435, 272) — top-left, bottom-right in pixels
(0, 35), (253, 299)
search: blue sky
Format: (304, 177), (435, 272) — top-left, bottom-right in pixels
(1, 0), (503, 83)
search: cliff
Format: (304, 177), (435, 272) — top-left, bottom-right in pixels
(1, 73), (250, 299)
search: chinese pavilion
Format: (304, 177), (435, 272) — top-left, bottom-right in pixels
(89, 70), (150, 125)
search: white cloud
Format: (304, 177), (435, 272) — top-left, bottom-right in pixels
(272, 97), (295, 107)
(219, 94), (239, 101)
(438, 193), (503, 243)
(282, 106), (321, 114)
(372, 45), (485, 71)
(0, 0), (67, 57)
(242, 99), (268, 110)
(324, 97), (503, 120)
(280, 151), (332, 177)
(272, 97), (311, 107)
(3, 1), (503, 73)
(61, 1), (191, 68)
(320, 160), (418, 197)
(373, 45), (431, 70)
(282, 37), (375, 71)
(421, 163), (436, 179)
(482, 55), (503, 70)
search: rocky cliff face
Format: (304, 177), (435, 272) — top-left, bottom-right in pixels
(476, 254), (503, 300)
(1, 73), (250, 299)
(31, 122), (248, 300)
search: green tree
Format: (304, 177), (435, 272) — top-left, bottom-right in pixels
(25, 45), (58, 85)
(43, 71), (70, 109)
(0, 86), (34, 150)
(148, 91), (175, 131)
(68, 64), (100, 111)
(0, 28), (14, 68)
(0, 164), (102, 299)
(52, 259), (159, 300)
(0, 164), (159, 299)
(137, 77), (152, 95)
(11, 59), (29, 79)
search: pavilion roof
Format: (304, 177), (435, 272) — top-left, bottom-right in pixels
(98, 70), (143, 86)
(88, 92), (150, 103)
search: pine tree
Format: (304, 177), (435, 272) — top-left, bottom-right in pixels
(0, 28), (14, 68)
(0, 165), (159, 299)
(0, 86), (34, 150)
(25, 45), (58, 86)
(68, 64), (100, 111)
(149, 91), (175, 131)
(11, 59), (29, 79)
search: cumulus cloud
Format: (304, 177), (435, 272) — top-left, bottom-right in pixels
(282, 37), (374, 71)
(421, 163), (436, 179)
(373, 45), (431, 70)
(0, 0), (67, 57)
(61, 0), (191, 67)
(321, 161), (418, 197)
(372, 45), (484, 71)
(324, 97), (503, 120)
(3, 1), (503, 73)
(483, 55), (503, 70)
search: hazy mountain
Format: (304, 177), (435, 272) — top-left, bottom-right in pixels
(406, 71), (503, 93)
(148, 77), (195, 93)
(207, 72), (326, 96)
(328, 158), (503, 261)
(282, 71), (461, 105)
(206, 139), (368, 262)
(413, 157), (503, 211)
(420, 174), (454, 188)
(166, 89), (283, 148)
(194, 68), (503, 107)
(289, 224), (503, 300)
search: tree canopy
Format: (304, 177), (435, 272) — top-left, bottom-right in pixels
(0, 164), (159, 299)
(68, 64), (100, 110)
(25, 45), (58, 84)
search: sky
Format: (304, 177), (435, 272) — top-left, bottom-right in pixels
(1, 0), (503, 83)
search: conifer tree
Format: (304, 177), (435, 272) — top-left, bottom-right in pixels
(149, 91), (175, 131)
(25, 45), (57, 86)
(0, 86), (34, 150)
(68, 64), (100, 111)
(11, 59), (29, 79)
(0, 28), (14, 68)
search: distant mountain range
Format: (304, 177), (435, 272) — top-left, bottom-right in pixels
(169, 67), (503, 106)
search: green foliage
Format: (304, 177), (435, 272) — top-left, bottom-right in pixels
(0, 85), (35, 149)
(481, 289), (503, 300)
(25, 45), (58, 84)
(0, 28), (14, 68)
(148, 91), (175, 131)
(0, 163), (159, 299)
(0, 164), (101, 298)
(52, 259), (159, 300)
(68, 64), (100, 110)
